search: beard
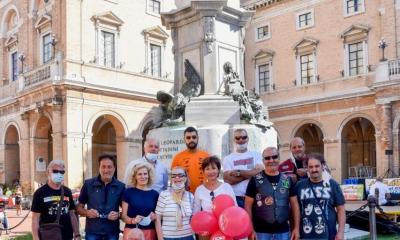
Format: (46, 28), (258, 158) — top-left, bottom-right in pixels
(186, 142), (197, 150)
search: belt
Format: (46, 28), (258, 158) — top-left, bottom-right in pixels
(236, 196), (245, 199)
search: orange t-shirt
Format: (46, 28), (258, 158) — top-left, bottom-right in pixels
(171, 149), (210, 193)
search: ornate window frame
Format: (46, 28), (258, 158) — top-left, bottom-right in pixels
(253, 49), (274, 93)
(254, 22), (271, 42)
(294, 37), (319, 86)
(341, 24), (370, 77)
(91, 11), (124, 68)
(296, 9), (314, 31)
(142, 26), (169, 78)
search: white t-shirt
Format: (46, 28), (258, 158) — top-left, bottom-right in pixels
(193, 182), (237, 214)
(155, 190), (194, 238)
(369, 181), (390, 205)
(223, 151), (263, 196)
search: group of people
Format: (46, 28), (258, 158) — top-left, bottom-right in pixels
(31, 126), (346, 240)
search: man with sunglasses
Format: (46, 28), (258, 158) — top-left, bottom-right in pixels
(279, 137), (308, 183)
(31, 160), (80, 240)
(77, 154), (125, 240)
(245, 147), (300, 240)
(223, 129), (263, 208)
(171, 126), (209, 193)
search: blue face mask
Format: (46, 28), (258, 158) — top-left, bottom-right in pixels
(51, 173), (64, 184)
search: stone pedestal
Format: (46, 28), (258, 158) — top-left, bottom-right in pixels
(148, 124), (277, 168)
(185, 95), (240, 126)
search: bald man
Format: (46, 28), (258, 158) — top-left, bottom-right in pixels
(123, 138), (168, 192)
(278, 137), (308, 183)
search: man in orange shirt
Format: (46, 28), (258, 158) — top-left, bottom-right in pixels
(171, 127), (209, 193)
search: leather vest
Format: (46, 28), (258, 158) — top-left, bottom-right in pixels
(253, 173), (291, 224)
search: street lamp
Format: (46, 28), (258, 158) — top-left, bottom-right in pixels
(378, 38), (387, 62)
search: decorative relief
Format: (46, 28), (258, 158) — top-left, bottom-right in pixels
(203, 16), (215, 53)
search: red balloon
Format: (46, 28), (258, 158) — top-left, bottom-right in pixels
(219, 206), (252, 238)
(210, 230), (233, 240)
(212, 194), (235, 218)
(235, 221), (253, 239)
(191, 211), (219, 236)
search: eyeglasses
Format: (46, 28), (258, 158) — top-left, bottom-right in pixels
(234, 136), (248, 141)
(185, 135), (197, 140)
(263, 155), (279, 161)
(210, 191), (215, 201)
(171, 174), (186, 179)
(52, 170), (65, 174)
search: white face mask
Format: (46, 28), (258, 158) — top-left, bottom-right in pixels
(138, 215), (152, 226)
(145, 153), (158, 162)
(236, 142), (248, 151)
(50, 173), (64, 184)
(171, 182), (185, 191)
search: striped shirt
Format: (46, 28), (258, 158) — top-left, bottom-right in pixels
(155, 189), (194, 238)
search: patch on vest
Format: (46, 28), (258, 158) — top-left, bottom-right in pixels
(264, 196), (274, 205)
(280, 188), (287, 194)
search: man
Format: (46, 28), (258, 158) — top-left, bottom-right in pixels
(171, 126), (209, 193)
(279, 137), (308, 182)
(369, 177), (392, 206)
(295, 154), (345, 240)
(123, 138), (168, 192)
(77, 154), (125, 240)
(245, 147), (300, 240)
(31, 160), (80, 240)
(223, 129), (264, 207)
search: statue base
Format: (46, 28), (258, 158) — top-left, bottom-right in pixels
(185, 95), (240, 126)
(147, 124), (277, 168)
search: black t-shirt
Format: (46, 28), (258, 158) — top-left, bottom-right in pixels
(246, 172), (296, 233)
(31, 184), (75, 240)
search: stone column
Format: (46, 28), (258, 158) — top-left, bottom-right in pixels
(82, 134), (93, 179)
(64, 132), (84, 189)
(376, 103), (393, 176)
(20, 113), (33, 194)
(393, 130), (399, 176)
(0, 144), (5, 184)
(116, 137), (141, 180)
(323, 138), (341, 181)
(52, 105), (63, 160)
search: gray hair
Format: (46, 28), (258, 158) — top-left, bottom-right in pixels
(234, 128), (248, 136)
(289, 137), (305, 148)
(47, 159), (65, 171)
(144, 138), (160, 148)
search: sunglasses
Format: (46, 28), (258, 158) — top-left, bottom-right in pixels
(52, 170), (65, 174)
(234, 136), (248, 141)
(263, 155), (279, 161)
(171, 174), (186, 179)
(210, 191), (215, 201)
(185, 135), (197, 140)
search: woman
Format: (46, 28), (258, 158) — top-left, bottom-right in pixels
(15, 187), (22, 216)
(155, 167), (194, 240)
(122, 162), (159, 240)
(193, 156), (236, 214)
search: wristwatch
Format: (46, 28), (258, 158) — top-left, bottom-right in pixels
(236, 169), (241, 177)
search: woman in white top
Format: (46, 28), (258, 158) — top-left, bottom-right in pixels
(155, 167), (194, 240)
(193, 156), (236, 214)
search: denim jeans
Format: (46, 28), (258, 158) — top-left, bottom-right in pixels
(256, 231), (290, 240)
(85, 232), (119, 240)
(164, 235), (194, 240)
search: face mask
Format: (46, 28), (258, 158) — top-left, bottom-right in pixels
(145, 153), (158, 162)
(51, 173), (64, 184)
(236, 143), (248, 151)
(138, 215), (152, 226)
(171, 182), (185, 191)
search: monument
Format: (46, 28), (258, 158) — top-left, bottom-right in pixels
(148, 0), (277, 166)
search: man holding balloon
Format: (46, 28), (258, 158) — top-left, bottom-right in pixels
(245, 147), (300, 240)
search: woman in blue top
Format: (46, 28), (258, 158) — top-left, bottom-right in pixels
(122, 162), (159, 240)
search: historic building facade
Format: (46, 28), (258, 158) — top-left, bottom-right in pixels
(242, 0), (400, 180)
(0, 0), (175, 193)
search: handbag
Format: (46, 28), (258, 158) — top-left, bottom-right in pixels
(39, 186), (64, 240)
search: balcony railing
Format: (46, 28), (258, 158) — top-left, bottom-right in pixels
(20, 53), (63, 90)
(388, 59), (400, 76)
